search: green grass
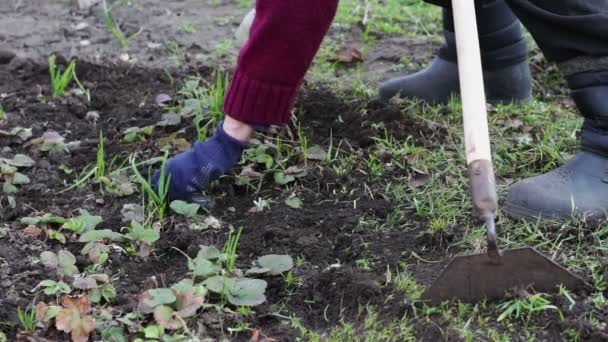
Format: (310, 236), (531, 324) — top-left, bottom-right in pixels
(334, 0), (441, 37)
(48, 55), (76, 97)
(17, 307), (36, 333)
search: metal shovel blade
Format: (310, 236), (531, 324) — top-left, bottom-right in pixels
(423, 247), (587, 305)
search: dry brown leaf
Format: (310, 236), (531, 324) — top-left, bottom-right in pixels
(329, 47), (363, 64)
(250, 328), (278, 342)
(23, 225), (43, 238)
(55, 295), (95, 342)
(408, 168), (431, 190)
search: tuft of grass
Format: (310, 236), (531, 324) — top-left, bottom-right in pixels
(95, 130), (106, 182)
(497, 293), (559, 324)
(130, 154), (171, 220)
(17, 307), (37, 333)
(223, 227), (243, 272)
(102, 0), (142, 54)
(48, 55), (76, 97)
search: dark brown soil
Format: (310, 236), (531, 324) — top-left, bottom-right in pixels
(0, 2), (605, 341)
(0, 55), (450, 341)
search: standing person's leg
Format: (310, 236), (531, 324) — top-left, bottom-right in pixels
(504, 0), (608, 220)
(379, 0), (532, 104)
(156, 0), (339, 202)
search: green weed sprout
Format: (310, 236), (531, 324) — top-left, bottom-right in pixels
(223, 227), (243, 272)
(208, 71), (230, 127)
(95, 130), (107, 182)
(102, 0), (142, 55)
(48, 54), (76, 97)
(130, 154), (171, 220)
(17, 307), (37, 333)
(497, 293), (559, 323)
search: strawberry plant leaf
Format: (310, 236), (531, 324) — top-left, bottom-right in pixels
(285, 197), (303, 209)
(203, 276), (236, 294)
(55, 295), (95, 342)
(138, 288), (176, 313)
(247, 255), (293, 276)
(227, 278), (267, 306)
(79, 229), (125, 243)
(73, 275), (98, 290)
(169, 200), (200, 217)
(11, 172), (30, 185)
(48, 229), (66, 244)
(153, 305), (181, 330)
(40, 251), (59, 269)
(76, 210), (102, 231)
(188, 255), (221, 278)
(125, 221), (159, 245)
(273, 172), (295, 185)
(58, 250), (79, 277)
(2, 182), (17, 194)
(9, 154), (35, 167)
(196, 245), (223, 261)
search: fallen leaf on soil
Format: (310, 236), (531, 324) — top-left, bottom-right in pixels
(285, 197), (303, 209)
(23, 225), (43, 238)
(408, 168), (431, 190)
(120, 203), (145, 223)
(55, 295), (95, 342)
(154, 94), (172, 106)
(329, 47), (364, 64)
(239, 164), (263, 180)
(250, 328), (278, 342)
(155, 112), (180, 127)
(506, 115), (524, 130)
(305, 145), (328, 161)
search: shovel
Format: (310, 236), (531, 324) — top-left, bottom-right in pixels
(422, 0), (586, 305)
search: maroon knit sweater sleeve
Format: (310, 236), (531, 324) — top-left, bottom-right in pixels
(224, 0), (339, 126)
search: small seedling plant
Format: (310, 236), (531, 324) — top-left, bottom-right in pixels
(1, 154), (34, 208)
(17, 307), (37, 333)
(497, 293), (559, 325)
(102, 0), (142, 57)
(48, 55), (76, 97)
(130, 154), (171, 220)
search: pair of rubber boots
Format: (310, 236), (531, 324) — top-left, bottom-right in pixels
(378, 5), (608, 222)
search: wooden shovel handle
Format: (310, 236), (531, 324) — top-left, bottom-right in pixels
(452, 0), (500, 259)
(452, 0), (492, 164)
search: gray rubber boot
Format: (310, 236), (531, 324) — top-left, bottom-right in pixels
(378, 56), (532, 105)
(379, 1), (532, 105)
(505, 151), (608, 221)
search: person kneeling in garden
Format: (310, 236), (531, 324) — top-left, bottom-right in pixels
(156, 0), (608, 222)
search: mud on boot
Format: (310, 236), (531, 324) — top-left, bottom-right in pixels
(379, 1), (532, 105)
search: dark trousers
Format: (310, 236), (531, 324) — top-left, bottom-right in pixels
(429, 0), (608, 155)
